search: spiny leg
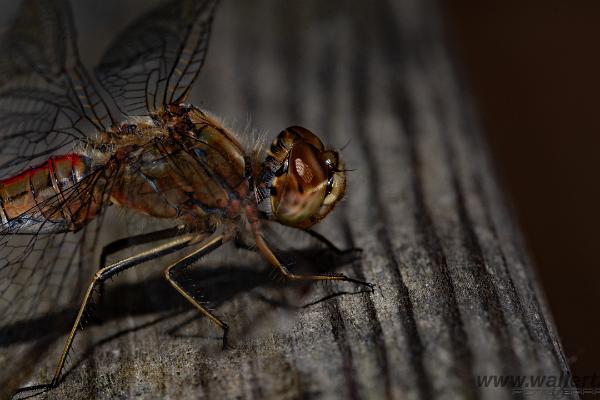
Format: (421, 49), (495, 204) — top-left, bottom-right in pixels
(234, 228), (358, 255)
(99, 225), (187, 269)
(16, 233), (199, 393)
(305, 228), (362, 256)
(164, 234), (230, 347)
(97, 225), (188, 300)
(233, 228), (358, 256)
(254, 233), (374, 291)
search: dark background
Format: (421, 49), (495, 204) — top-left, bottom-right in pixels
(445, 0), (600, 383)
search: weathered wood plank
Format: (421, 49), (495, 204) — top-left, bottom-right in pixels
(2, 0), (575, 399)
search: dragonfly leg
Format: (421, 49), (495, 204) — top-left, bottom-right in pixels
(48, 233), (198, 388)
(305, 228), (362, 256)
(164, 234), (229, 347)
(97, 225), (188, 300)
(99, 225), (188, 269)
(254, 233), (374, 291)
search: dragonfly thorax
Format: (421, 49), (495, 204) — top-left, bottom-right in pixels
(105, 107), (250, 229)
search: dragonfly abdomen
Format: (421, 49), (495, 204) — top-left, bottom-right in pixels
(0, 154), (98, 234)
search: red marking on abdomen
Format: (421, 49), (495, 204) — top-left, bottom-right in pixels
(0, 154), (94, 232)
(0, 154), (86, 186)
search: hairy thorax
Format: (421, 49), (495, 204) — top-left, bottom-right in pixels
(93, 106), (253, 231)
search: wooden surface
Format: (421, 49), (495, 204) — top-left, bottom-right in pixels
(4, 0), (576, 399)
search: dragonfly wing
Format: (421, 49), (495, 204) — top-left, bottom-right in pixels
(0, 169), (112, 328)
(0, 166), (121, 395)
(95, 0), (218, 116)
(0, 0), (113, 178)
(0, 0), (75, 84)
(0, 228), (100, 397)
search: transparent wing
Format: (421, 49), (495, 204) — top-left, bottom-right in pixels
(0, 1), (221, 393)
(0, 0), (113, 178)
(0, 2), (117, 391)
(95, 0), (218, 116)
(0, 167), (116, 395)
(0, 167), (110, 317)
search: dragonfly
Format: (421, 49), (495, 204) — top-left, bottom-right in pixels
(0, 0), (372, 394)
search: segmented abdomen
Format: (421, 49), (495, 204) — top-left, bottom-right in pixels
(0, 154), (96, 234)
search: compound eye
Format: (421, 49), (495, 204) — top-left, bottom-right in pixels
(289, 142), (327, 195)
(270, 142), (328, 226)
(286, 126), (324, 151)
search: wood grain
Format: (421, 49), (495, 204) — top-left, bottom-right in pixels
(3, 0), (575, 399)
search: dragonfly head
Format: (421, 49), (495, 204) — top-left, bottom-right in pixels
(258, 126), (346, 229)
